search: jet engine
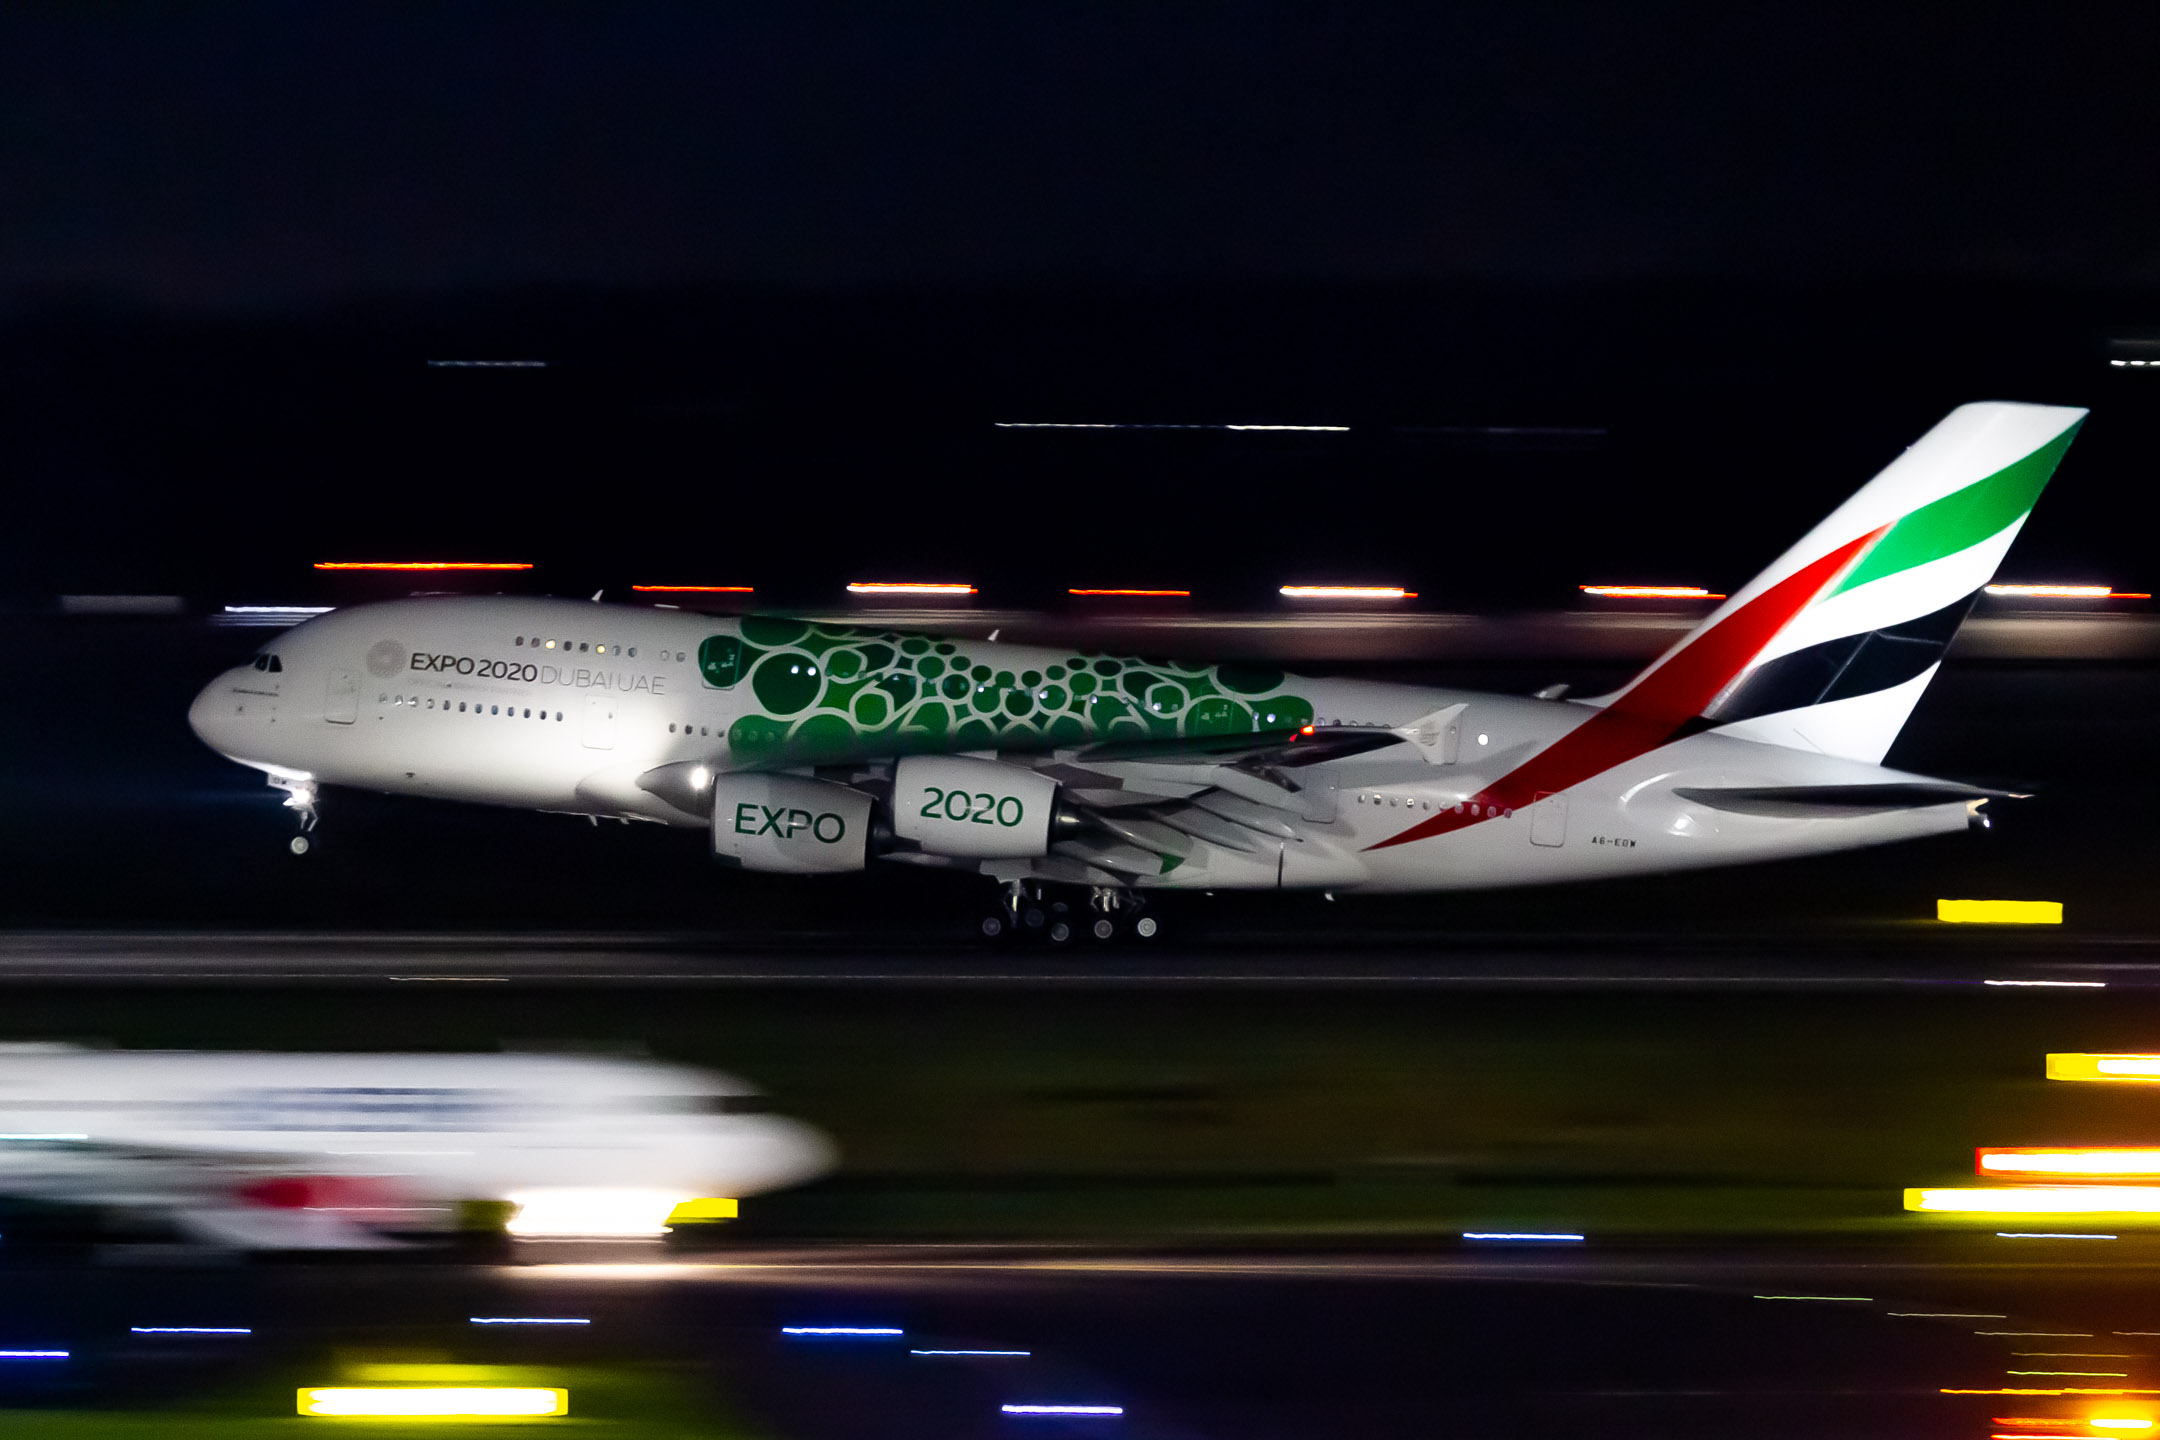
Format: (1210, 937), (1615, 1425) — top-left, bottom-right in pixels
(710, 774), (873, 874)
(891, 755), (1060, 859)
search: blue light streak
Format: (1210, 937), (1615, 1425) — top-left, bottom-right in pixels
(912, 1349), (1031, 1357)
(469, 1317), (591, 1325)
(0, 1352), (67, 1360)
(129, 1328), (250, 1335)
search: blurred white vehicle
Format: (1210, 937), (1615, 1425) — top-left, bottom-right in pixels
(0, 1045), (833, 1249)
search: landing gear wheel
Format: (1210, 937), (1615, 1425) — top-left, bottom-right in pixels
(1048, 919), (1075, 945)
(288, 834), (312, 857)
(1132, 914), (1159, 940)
(979, 913), (1009, 941)
(1021, 905), (1048, 933)
(1090, 916), (1118, 943)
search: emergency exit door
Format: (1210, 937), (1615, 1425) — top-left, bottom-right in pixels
(1529, 790), (1568, 847)
(324, 668), (358, 724)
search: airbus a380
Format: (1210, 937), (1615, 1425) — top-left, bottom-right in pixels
(192, 401), (2083, 939)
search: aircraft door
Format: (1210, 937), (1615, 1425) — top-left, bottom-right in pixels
(1529, 790), (1568, 847)
(325, 668), (358, 725)
(582, 694), (617, 750)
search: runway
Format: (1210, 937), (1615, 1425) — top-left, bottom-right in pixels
(0, 928), (2153, 988)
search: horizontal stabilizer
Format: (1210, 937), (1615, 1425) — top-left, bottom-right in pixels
(1671, 781), (2010, 818)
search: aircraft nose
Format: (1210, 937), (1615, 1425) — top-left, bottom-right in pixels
(188, 669), (250, 756)
(713, 1116), (838, 1196)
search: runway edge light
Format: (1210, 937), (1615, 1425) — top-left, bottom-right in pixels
(1939, 899), (2065, 924)
(2050, 1055), (2160, 1083)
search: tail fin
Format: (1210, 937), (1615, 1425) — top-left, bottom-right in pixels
(1605, 401), (2085, 764)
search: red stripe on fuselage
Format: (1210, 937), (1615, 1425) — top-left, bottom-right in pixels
(1365, 526), (1886, 851)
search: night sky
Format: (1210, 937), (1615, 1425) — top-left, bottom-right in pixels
(5, 5), (2160, 600)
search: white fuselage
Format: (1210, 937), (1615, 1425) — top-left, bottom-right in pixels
(0, 1047), (833, 1238)
(189, 597), (1976, 892)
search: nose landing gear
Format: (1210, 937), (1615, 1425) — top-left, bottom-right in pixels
(269, 775), (319, 856)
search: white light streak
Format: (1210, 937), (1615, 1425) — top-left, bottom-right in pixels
(1998, 1232), (2119, 1239)
(504, 1188), (690, 1238)
(782, 1327), (903, 1337)
(0, 1133), (88, 1141)
(130, 1327), (249, 1335)
(1985, 980), (2106, 988)
(993, 422), (1345, 431)
(912, 1349), (1031, 1357)
(1279, 585), (1415, 600)
(1003, 1405), (1125, 1416)
(846, 582), (978, 596)
(1462, 1232), (1584, 1242)
(470, 1318), (591, 1326)
(0, 1352), (67, 1360)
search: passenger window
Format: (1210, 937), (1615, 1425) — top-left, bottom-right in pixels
(458, 702), (467, 712)
(628, 647), (637, 657)
(515, 637), (524, 646)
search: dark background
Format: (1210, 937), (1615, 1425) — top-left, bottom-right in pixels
(4, 5), (2159, 933)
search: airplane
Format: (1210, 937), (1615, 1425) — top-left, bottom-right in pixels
(190, 400), (2084, 942)
(0, 1045), (833, 1249)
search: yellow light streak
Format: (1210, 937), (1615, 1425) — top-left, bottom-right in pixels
(1982, 1150), (2160, 1179)
(665, 1197), (739, 1223)
(1939, 899), (2064, 924)
(2049, 1056), (2160, 1084)
(298, 1387), (566, 1417)
(2091, 1421), (2158, 1431)
(1906, 1186), (2160, 1214)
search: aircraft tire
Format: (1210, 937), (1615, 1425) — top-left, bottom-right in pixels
(288, 834), (312, 857)
(1089, 916), (1117, 943)
(1047, 919), (1075, 945)
(979, 912), (1010, 942)
(1133, 914), (1160, 940)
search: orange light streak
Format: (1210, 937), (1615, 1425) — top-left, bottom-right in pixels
(1580, 584), (1726, 599)
(1981, 1148), (2160, 1180)
(314, 562), (533, 571)
(1991, 1422), (2085, 1429)
(631, 585), (755, 593)
(1068, 589), (1192, 597)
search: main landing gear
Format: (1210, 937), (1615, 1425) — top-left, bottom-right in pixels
(270, 775), (319, 857)
(979, 883), (1160, 945)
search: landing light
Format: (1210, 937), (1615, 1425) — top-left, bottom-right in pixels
(1279, 585), (1416, 599)
(1579, 585), (1726, 599)
(504, 1188), (691, 1237)
(297, 1387), (566, 1417)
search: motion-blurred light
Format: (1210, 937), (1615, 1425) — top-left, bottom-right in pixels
(1981, 1149), (2160, 1179)
(1906, 1187), (2160, 1215)
(297, 1386), (566, 1417)
(2048, 1056), (2160, 1084)
(1939, 900), (2065, 924)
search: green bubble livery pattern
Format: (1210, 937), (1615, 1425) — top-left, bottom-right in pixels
(700, 617), (1315, 765)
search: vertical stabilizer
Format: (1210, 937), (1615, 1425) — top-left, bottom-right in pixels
(1605, 401), (2085, 763)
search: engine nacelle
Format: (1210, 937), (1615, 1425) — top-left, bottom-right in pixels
(891, 755), (1058, 859)
(710, 774), (872, 874)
